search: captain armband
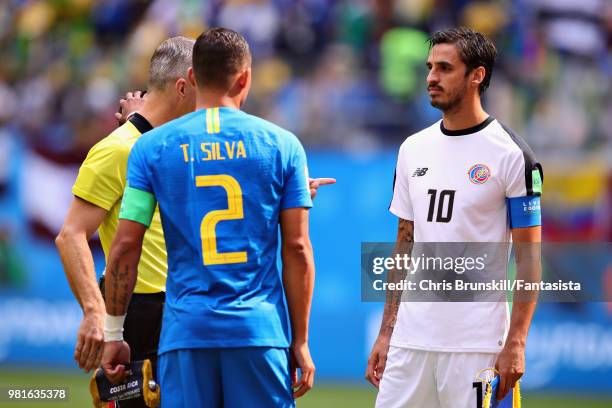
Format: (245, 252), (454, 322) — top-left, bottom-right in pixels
(119, 185), (156, 228)
(507, 195), (541, 229)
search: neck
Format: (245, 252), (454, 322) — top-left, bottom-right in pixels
(138, 91), (176, 128)
(442, 95), (488, 131)
(195, 89), (241, 111)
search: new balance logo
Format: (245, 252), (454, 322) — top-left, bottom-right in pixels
(412, 168), (428, 177)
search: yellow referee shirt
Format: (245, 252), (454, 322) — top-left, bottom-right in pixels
(72, 115), (166, 293)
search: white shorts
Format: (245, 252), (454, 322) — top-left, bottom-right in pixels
(375, 347), (497, 408)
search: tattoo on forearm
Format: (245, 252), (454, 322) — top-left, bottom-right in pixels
(380, 219), (414, 337)
(107, 260), (117, 313)
(108, 259), (130, 315)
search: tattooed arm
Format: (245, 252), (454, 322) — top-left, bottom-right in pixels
(495, 226), (540, 400)
(104, 220), (145, 315)
(365, 218), (414, 388)
(101, 219), (146, 383)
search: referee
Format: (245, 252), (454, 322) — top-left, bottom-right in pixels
(56, 37), (196, 407)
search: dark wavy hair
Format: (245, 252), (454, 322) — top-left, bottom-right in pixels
(428, 27), (497, 95)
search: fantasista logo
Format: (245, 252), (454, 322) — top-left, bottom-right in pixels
(468, 164), (491, 184)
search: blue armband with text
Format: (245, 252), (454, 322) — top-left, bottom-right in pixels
(508, 196), (541, 229)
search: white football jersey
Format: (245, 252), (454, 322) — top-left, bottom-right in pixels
(389, 117), (543, 352)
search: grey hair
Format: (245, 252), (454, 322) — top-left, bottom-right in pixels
(148, 36), (195, 90)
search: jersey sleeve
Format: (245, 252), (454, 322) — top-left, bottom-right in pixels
(119, 138), (157, 227)
(72, 140), (129, 211)
(505, 152), (543, 198)
(389, 144), (414, 221)
(504, 142), (543, 229)
(281, 135), (313, 210)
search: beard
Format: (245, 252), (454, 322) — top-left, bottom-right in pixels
(429, 82), (468, 113)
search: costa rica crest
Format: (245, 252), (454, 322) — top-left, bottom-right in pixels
(468, 164), (490, 184)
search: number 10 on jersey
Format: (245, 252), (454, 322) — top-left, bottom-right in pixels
(196, 174), (248, 265)
(427, 189), (455, 223)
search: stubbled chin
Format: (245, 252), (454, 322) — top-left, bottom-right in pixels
(430, 98), (445, 109)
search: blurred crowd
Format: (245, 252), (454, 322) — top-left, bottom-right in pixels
(0, 0), (610, 152)
(0, 0), (610, 242)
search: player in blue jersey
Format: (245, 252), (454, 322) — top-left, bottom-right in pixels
(101, 28), (316, 407)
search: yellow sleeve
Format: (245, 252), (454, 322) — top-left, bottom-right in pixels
(72, 139), (130, 211)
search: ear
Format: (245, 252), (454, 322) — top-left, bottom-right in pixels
(175, 78), (187, 98)
(472, 66), (486, 89)
(237, 68), (251, 89)
(188, 67), (197, 87)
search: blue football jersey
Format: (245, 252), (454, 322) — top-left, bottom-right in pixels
(124, 107), (312, 353)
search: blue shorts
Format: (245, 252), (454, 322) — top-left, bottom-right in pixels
(157, 347), (294, 408)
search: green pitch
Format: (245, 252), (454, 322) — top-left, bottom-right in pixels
(0, 368), (611, 407)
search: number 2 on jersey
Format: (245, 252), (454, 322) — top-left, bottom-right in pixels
(196, 175), (248, 265)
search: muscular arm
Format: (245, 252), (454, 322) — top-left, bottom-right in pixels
(104, 220), (146, 316)
(56, 197), (107, 313)
(280, 207), (315, 398)
(378, 218), (414, 338)
(496, 225), (541, 400)
(55, 197), (107, 370)
(508, 226), (540, 344)
(366, 218), (413, 388)
(99, 220), (145, 383)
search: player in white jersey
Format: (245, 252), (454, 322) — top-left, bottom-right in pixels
(366, 28), (543, 408)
